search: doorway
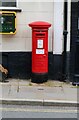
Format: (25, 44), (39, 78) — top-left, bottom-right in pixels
(70, 1), (79, 81)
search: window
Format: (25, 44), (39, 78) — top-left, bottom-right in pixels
(0, 0), (21, 12)
(0, 0), (16, 7)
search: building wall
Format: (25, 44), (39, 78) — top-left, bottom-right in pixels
(0, 1), (65, 80)
(53, 2), (64, 54)
(1, 2), (54, 52)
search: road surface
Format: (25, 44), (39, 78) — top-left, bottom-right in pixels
(0, 104), (78, 119)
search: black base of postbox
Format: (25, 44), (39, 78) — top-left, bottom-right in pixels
(31, 72), (48, 83)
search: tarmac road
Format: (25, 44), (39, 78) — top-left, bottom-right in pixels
(0, 104), (78, 119)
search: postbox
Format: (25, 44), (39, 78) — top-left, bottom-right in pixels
(29, 21), (51, 83)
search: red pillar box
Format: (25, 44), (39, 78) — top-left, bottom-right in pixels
(29, 21), (51, 83)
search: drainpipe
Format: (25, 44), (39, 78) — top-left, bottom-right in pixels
(62, 1), (68, 80)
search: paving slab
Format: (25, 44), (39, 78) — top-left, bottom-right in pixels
(0, 79), (78, 106)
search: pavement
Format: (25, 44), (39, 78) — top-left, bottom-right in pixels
(0, 79), (78, 106)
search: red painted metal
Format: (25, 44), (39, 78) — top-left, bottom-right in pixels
(29, 21), (51, 74)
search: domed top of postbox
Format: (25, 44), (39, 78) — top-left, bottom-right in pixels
(29, 21), (51, 28)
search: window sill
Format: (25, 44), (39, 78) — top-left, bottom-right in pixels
(0, 7), (22, 12)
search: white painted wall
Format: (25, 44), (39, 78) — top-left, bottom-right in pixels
(0, 1), (66, 55)
(53, 2), (64, 54)
(0, 1), (54, 52)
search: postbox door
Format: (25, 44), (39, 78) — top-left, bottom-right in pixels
(32, 31), (48, 73)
